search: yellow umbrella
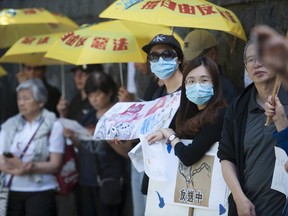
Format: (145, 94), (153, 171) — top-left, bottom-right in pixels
(0, 8), (79, 48)
(99, 0), (247, 41)
(0, 33), (69, 96)
(0, 33), (64, 65)
(44, 20), (183, 65)
(0, 65), (7, 77)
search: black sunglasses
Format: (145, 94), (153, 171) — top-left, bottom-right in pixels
(148, 50), (178, 63)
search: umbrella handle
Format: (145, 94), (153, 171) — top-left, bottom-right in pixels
(61, 63), (65, 97)
(119, 63), (124, 87)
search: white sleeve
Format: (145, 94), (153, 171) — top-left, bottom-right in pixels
(49, 120), (65, 153)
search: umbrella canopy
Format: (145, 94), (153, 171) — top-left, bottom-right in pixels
(0, 65), (7, 77)
(44, 20), (183, 65)
(0, 8), (79, 48)
(0, 33), (63, 65)
(99, 0), (246, 41)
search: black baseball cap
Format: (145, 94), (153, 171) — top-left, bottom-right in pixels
(142, 34), (182, 54)
(70, 64), (103, 73)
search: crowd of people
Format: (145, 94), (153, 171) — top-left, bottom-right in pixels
(0, 25), (287, 216)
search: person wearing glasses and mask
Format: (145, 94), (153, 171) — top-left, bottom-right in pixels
(147, 55), (227, 167)
(143, 34), (183, 98)
(217, 39), (288, 216)
(140, 34), (184, 195)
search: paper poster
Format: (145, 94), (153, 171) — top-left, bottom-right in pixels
(140, 136), (179, 182)
(145, 178), (193, 216)
(271, 147), (288, 196)
(142, 139), (229, 212)
(93, 91), (181, 140)
(146, 179), (227, 216)
(172, 153), (229, 211)
(128, 142), (144, 172)
(59, 118), (93, 140)
(174, 155), (214, 207)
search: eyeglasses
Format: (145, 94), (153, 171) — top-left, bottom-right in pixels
(244, 56), (261, 67)
(184, 77), (212, 86)
(148, 50), (177, 63)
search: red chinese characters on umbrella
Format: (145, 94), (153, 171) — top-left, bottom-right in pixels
(22, 8), (45, 15)
(140, 0), (236, 23)
(21, 36), (51, 45)
(61, 32), (129, 51)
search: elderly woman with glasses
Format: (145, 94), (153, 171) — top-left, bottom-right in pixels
(0, 79), (64, 216)
(147, 56), (227, 166)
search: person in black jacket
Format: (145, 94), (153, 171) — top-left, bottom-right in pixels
(140, 33), (184, 195)
(217, 39), (287, 216)
(147, 56), (227, 167)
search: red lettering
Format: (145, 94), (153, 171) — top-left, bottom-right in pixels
(141, 1), (160, 10)
(217, 9), (237, 23)
(22, 9), (37, 15)
(75, 37), (88, 47)
(65, 35), (80, 46)
(196, 5), (217, 16)
(178, 4), (195, 14)
(61, 32), (74, 42)
(21, 37), (36, 45)
(37, 37), (49, 45)
(113, 38), (128, 51)
(91, 37), (109, 50)
(160, 0), (176, 11)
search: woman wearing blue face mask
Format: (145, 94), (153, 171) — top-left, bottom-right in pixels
(147, 56), (227, 167)
(142, 34), (183, 97)
(140, 34), (184, 195)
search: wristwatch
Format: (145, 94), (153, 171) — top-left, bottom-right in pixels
(167, 134), (177, 144)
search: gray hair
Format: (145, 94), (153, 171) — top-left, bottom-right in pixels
(16, 79), (48, 104)
(243, 38), (256, 61)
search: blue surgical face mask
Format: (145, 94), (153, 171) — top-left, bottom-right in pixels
(150, 57), (178, 80)
(185, 83), (214, 106)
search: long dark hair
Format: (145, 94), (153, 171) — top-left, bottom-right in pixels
(175, 56), (227, 137)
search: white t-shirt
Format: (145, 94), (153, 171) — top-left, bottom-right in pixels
(0, 119), (65, 191)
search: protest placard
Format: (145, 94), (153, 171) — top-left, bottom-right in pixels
(93, 91), (181, 140)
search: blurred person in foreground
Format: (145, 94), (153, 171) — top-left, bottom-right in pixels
(217, 38), (288, 215)
(0, 79), (65, 216)
(254, 25), (288, 216)
(252, 25), (288, 81)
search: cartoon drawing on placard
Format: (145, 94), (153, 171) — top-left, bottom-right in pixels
(107, 103), (144, 139)
(95, 103), (145, 140)
(174, 155), (214, 207)
(94, 91), (181, 140)
(140, 92), (180, 135)
(93, 117), (108, 140)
